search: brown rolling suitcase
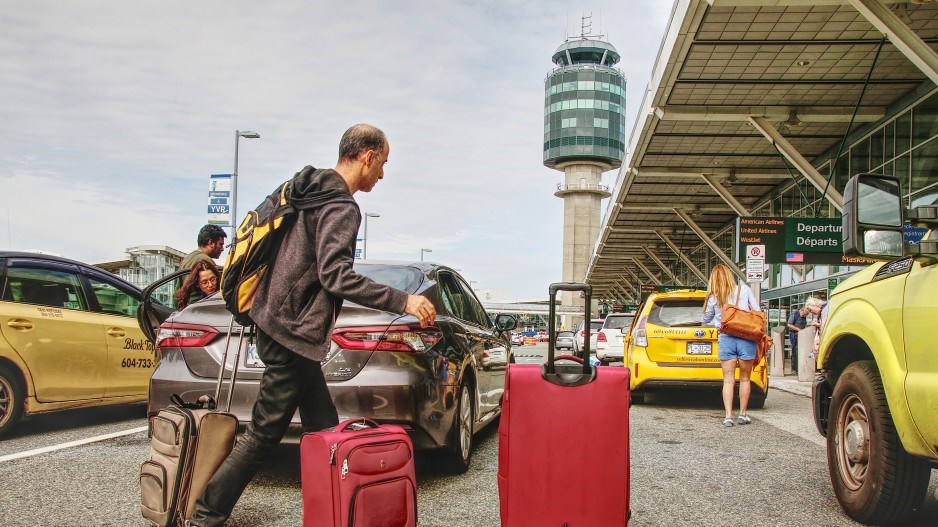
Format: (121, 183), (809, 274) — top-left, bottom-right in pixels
(140, 317), (245, 527)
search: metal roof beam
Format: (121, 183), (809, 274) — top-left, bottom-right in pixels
(706, 0), (919, 6)
(635, 167), (789, 180)
(621, 266), (645, 291)
(655, 230), (709, 284)
(642, 246), (679, 284)
(619, 203), (736, 214)
(655, 105), (885, 123)
(673, 208), (746, 283)
(701, 174), (750, 216)
(748, 115), (845, 211)
(632, 257), (662, 286)
(847, 0), (938, 86)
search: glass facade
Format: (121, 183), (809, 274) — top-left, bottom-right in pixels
(543, 40), (626, 168)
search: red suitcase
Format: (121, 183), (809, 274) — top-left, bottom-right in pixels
(301, 418), (417, 527)
(498, 282), (630, 526)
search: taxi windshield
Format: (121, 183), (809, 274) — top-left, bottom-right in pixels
(649, 300), (712, 328)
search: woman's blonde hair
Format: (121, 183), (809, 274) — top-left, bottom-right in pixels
(704, 263), (738, 311)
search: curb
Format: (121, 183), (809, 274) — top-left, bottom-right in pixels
(769, 376), (812, 398)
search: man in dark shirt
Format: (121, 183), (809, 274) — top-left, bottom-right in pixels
(187, 124), (436, 527)
(787, 306), (807, 374)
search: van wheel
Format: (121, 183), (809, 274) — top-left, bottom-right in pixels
(444, 380), (474, 474)
(0, 365), (25, 438)
(827, 361), (931, 524)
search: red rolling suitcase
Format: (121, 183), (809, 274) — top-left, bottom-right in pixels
(301, 418), (417, 527)
(498, 282), (630, 526)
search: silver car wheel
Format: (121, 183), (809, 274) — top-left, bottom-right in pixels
(458, 384), (472, 461)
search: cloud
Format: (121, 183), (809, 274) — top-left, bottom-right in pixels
(0, 0), (673, 298)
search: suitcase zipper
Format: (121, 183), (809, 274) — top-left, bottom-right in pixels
(340, 440), (410, 480)
(328, 431), (391, 465)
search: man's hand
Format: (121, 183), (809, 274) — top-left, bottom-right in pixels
(405, 295), (436, 327)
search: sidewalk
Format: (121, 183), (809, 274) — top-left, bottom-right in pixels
(769, 372), (812, 398)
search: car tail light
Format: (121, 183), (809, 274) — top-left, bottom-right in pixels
(332, 325), (442, 352)
(597, 332), (607, 342)
(633, 316), (648, 348)
(580, 330), (587, 337)
(156, 322), (219, 348)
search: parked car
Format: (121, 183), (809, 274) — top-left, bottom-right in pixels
(555, 330), (575, 351)
(595, 313), (634, 364)
(139, 260), (515, 473)
(536, 330), (548, 342)
(0, 251), (161, 438)
(510, 332), (525, 347)
(573, 318), (604, 356)
(625, 290), (768, 406)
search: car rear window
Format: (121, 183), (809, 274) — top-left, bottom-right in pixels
(353, 264), (424, 293)
(648, 300), (712, 327)
(603, 316), (633, 330)
(557, 331), (574, 337)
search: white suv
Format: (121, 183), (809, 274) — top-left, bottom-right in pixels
(574, 319), (605, 357)
(596, 313), (634, 364)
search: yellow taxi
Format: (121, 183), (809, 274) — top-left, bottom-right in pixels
(0, 251), (158, 437)
(625, 289), (768, 407)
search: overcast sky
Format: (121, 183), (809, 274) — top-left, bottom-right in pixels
(0, 0), (672, 299)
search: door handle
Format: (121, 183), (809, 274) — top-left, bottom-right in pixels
(107, 328), (126, 337)
(6, 320), (34, 330)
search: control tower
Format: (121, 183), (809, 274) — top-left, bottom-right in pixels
(544, 23), (625, 326)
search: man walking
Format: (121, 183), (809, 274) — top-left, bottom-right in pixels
(187, 124), (436, 527)
(180, 224), (227, 270)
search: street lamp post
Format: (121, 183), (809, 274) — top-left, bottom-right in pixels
(232, 130), (261, 239)
(420, 248), (432, 261)
(363, 212), (380, 260)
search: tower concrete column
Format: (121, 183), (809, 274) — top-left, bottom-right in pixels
(556, 161), (611, 326)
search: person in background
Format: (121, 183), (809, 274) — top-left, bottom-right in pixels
(702, 263), (761, 428)
(180, 224), (227, 271)
(174, 260), (221, 310)
(804, 296), (827, 365)
(786, 304), (808, 375)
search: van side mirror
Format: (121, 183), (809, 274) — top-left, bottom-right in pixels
(495, 314), (516, 333)
(843, 174), (905, 259)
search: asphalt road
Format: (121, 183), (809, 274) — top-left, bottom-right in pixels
(0, 342), (935, 526)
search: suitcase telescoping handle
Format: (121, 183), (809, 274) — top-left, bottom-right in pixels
(546, 282), (591, 375)
(214, 315), (245, 412)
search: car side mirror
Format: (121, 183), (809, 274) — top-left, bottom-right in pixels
(843, 173), (905, 259)
(495, 314), (516, 333)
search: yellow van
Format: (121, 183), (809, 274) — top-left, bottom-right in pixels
(625, 289), (768, 406)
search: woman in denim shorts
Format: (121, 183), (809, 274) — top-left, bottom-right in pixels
(702, 264), (761, 427)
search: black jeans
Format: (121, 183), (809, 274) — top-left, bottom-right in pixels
(188, 328), (339, 527)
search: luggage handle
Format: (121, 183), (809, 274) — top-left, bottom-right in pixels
(546, 282), (592, 376)
(214, 315), (246, 413)
(337, 418), (382, 432)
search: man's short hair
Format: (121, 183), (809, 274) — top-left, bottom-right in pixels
(338, 124), (386, 162)
(197, 224), (227, 247)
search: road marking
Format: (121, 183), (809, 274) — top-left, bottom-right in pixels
(0, 425), (148, 463)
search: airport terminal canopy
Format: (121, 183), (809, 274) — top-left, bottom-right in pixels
(587, 0), (938, 303)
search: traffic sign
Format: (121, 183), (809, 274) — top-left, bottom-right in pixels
(745, 244), (765, 283)
(207, 174), (232, 226)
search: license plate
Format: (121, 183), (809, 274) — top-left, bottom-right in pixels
(686, 342), (712, 355)
(245, 343), (266, 368)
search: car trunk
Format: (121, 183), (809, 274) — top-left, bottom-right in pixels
(643, 300), (719, 365)
(177, 301), (406, 382)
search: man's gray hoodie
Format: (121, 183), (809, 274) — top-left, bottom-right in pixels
(250, 167), (409, 361)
